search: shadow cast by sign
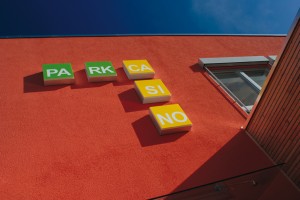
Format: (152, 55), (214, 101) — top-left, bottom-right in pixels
(113, 67), (134, 86)
(70, 69), (111, 89)
(23, 72), (68, 93)
(132, 115), (187, 147)
(118, 88), (168, 112)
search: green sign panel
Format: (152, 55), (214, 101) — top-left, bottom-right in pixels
(43, 63), (74, 80)
(85, 61), (117, 82)
(85, 61), (116, 76)
(42, 63), (75, 85)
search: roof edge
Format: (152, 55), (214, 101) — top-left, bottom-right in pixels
(0, 33), (287, 39)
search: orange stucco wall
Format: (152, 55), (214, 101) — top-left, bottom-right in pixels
(0, 36), (288, 199)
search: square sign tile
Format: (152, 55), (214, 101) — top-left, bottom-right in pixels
(42, 63), (75, 86)
(85, 61), (117, 82)
(149, 104), (192, 135)
(123, 60), (155, 80)
(134, 79), (171, 104)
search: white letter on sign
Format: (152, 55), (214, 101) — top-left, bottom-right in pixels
(101, 66), (114, 73)
(89, 66), (101, 74)
(157, 113), (174, 125)
(46, 69), (58, 77)
(57, 68), (71, 76)
(141, 64), (152, 71)
(145, 86), (158, 94)
(172, 112), (188, 123)
(128, 65), (139, 71)
(145, 85), (165, 95)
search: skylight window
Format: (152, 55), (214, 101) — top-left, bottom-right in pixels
(199, 56), (271, 113)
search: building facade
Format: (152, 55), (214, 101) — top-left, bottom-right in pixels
(0, 33), (299, 199)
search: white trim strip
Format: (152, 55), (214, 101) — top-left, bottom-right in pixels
(267, 55), (277, 65)
(199, 56), (269, 68)
(239, 71), (262, 92)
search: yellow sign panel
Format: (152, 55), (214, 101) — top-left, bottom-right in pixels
(149, 104), (192, 134)
(123, 60), (154, 74)
(123, 60), (155, 79)
(135, 79), (171, 97)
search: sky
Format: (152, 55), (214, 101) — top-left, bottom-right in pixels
(0, 0), (299, 37)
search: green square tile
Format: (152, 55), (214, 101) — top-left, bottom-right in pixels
(85, 61), (117, 82)
(42, 63), (74, 85)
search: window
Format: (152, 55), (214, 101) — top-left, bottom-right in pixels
(199, 56), (272, 113)
(209, 67), (270, 112)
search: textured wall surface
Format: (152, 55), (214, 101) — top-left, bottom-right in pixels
(1, 36), (295, 199)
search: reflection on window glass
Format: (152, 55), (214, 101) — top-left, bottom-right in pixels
(210, 68), (269, 112)
(244, 69), (269, 87)
(213, 71), (259, 106)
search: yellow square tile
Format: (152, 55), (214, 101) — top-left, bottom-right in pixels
(149, 104), (192, 134)
(123, 59), (155, 80)
(134, 79), (171, 104)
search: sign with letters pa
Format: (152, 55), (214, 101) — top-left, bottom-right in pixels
(42, 63), (75, 86)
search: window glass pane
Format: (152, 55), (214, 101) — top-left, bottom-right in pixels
(243, 69), (269, 87)
(213, 71), (259, 106)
